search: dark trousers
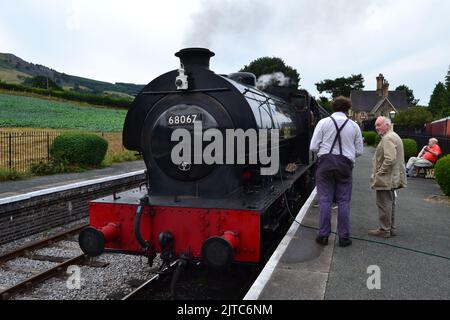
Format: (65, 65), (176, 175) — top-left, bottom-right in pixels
(316, 154), (353, 239)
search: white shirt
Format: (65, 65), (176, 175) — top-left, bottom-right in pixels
(310, 112), (364, 163)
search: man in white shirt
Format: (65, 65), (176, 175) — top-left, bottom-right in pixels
(310, 96), (364, 247)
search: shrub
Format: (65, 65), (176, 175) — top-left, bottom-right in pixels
(101, 150), (142, 167)
(434, 155), (450, 196)
(402, 139), (417, 162)
(50, 132), (108, 166)
(364, 131), (377, 146)
(30, 160), (67, 175)
(0, 168), (29, 181)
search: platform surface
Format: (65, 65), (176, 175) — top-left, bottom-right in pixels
(245, 147), (450, 300)
(0, 161), (146, 199)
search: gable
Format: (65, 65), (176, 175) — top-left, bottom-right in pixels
(370, 98), (397, 115)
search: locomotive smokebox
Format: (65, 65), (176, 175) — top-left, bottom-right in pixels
(175, 47), (215, 70)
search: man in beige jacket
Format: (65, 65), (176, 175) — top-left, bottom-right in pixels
(369, 116), (407, 238)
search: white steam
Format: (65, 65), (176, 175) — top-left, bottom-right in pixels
(256, 72), (291, 90)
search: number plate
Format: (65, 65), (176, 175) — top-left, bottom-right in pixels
(167, 113), (202, 126)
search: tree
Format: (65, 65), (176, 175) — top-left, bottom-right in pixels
(240, 57), (300, 89)
(318, 96), (332, 113)
(395, 85), (419, 106)
(315, 74), (365, 98)
(394, 107), (433, 129)
(445, 66), (450, 91)
(24, 76), (62, 91)
(428, 82), (450, 118)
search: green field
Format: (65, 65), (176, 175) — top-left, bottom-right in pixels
(0, 93), (128, 131)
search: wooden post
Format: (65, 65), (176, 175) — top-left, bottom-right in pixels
(8, 133), (12, 171)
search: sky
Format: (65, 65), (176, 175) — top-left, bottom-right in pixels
(1, 0), (449, 105)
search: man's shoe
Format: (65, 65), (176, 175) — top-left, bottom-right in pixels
(368, 229), (390, 238)
(339, 238), (352, 247)
(315, 236), (328, 246)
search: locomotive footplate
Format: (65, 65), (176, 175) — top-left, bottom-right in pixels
(92, 163), (312, 212)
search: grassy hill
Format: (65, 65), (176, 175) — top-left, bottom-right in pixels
(0, 53), (145, 96)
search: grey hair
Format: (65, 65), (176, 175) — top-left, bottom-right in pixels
(430, 137), (438, 144)
(378, 116), (391, 126)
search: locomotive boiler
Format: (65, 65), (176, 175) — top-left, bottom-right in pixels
(79, 48), (327, 269)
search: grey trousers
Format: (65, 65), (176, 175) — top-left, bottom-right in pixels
(376, 190), (396, 232)
(406, 157), (433, 176)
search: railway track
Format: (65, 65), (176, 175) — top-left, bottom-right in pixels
(0, 224), (89, 300)
(0, 224), (88, 265)
(121, 260), (179, 300)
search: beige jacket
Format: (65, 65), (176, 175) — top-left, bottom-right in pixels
(370, 130), (407, 190)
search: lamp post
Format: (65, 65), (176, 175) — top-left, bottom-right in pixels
(389, 110), (396, 130)
(389, 110), (396, 120)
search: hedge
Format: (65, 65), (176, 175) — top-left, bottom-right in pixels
(50, 132), (108, 166)
(402, 138), (417, 162)
(434, 155), (450, 196)
(363, 131), (377, 146)
(0, 81), (132, 109)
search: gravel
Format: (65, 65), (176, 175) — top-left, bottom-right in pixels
(13, 253), (162, 300)
(32, 245), (82, 258)
(1, 217), (163, 300)
(0, 218), (89, 255)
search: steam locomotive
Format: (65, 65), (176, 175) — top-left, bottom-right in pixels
(79, 48), (328, 269)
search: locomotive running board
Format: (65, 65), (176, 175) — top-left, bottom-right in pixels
(93, 163), (313, 213)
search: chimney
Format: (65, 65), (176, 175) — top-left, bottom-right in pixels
(383, 80), (389, 98)
(175, 48), (215, 71)
(376, 74), (384, 91)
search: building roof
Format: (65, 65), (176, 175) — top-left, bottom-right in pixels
(370, 97), (396, 114)
(350, 90), (409, 112)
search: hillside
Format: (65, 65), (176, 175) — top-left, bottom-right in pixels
(0, 53), (145, 97)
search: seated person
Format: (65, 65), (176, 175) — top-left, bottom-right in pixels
(406, 138), (441, 177)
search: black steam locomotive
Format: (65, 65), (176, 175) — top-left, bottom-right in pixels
(79, 48), (328, 269)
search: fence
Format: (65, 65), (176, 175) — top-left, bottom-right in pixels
(0, 131), (124, 173)
(396, 130), (450, 157)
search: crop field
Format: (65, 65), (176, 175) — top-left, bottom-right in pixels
(0, 93), (127, 131)
(0, 129), (125, 172)
(0, 93), (133, 172)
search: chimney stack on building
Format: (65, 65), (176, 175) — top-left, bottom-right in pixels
(376, 74), (389, 97)
(376, 73), (384, 91)
(383, 81), (389, 98)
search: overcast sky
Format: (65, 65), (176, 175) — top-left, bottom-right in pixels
(1, 0), (449, 105)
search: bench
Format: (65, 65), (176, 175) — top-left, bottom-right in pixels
(415, 166), (435, 179)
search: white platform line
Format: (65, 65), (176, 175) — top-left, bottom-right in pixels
(0, 170), (145, 205)
(243, 187), (317, 300)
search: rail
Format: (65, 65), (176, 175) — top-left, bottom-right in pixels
(0, 224), (89, 300)
(121, 260), (179, 300)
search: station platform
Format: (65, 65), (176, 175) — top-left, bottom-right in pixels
(245, 147), (450, 300)
(0, 160), (146, 199)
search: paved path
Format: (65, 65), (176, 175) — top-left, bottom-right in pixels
(246, 147), (450, 300)
(326, 147), (450, 299)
